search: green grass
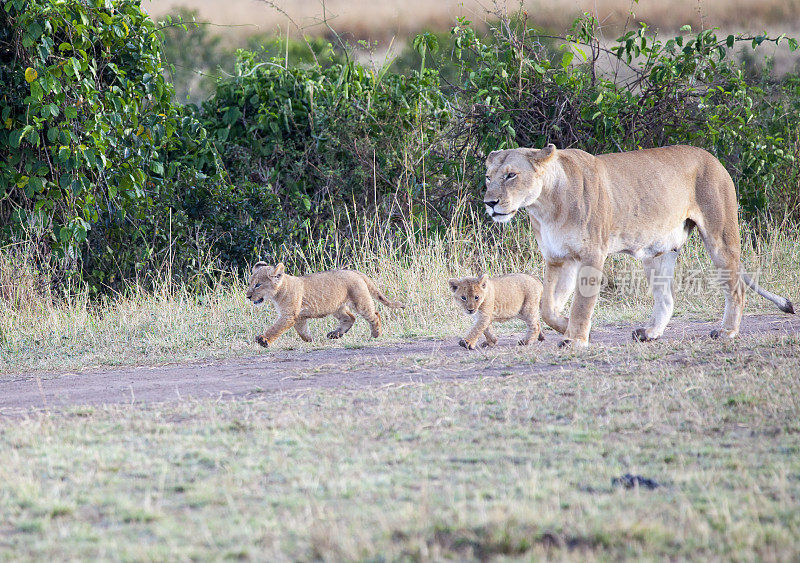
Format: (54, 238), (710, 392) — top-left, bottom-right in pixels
(1, 333), (799, 559)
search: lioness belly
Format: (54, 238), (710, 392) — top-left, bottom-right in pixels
(610, 222), (689, 259)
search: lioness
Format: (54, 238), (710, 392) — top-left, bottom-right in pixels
(483, 144), (794, 347)
(449, 273), (544, 350)
(246, 262), (405, 347)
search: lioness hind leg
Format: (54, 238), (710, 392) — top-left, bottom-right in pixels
(710, 249), (745, 339)
(699, 228), (745, 339)
(327, 307), (356, 339)
(633, 251), (678, 342)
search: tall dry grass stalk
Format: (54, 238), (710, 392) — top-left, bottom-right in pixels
(1, 203), (798, 374)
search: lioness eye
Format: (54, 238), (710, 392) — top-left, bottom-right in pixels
(485, 176), (490, 182)
(474, 296), (479, 300)
(461, 296), (467, 301)
(506, 172), (516, 180)
(255, 283), (261, 288)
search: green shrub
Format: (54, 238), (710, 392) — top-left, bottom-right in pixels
(193, 50), (452, 264)
(0, 0), (221, 286)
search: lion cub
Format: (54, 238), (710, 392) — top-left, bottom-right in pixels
(246, 262), (405, 347)
(448, 273), (544, 350)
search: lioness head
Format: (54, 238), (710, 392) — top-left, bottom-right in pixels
(483, 143), (557, 223)
(448, 274), (489, 314)
(246, 262), (285, 305)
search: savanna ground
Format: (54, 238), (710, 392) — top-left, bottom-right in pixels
(2, 223), (800, 559)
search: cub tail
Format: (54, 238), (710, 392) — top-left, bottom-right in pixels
(360, 273), (405, 309)
(740, 267), (794, 314)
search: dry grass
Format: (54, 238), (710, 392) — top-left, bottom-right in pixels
(1, 333), (799, 559)
(1, 215), (798, 375)
(142, 0), (800, 39)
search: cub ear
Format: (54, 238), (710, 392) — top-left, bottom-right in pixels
(485, 150), (503, 166)
(253, 261), (268, 272)
(273, 262), (285, 276)
(478, 273), (489, 288)
(448, 278), (460, 292)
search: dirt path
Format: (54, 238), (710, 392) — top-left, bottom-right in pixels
(1, 314), (797, 412)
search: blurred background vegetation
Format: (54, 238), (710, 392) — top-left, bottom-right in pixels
(1, 0), (799, 295)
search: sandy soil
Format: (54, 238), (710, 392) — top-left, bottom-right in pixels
(1, 314), (797, 413)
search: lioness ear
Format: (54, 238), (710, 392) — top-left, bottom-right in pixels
(273, 263), (285, 276)
(522, 144), (557, 164)
(448, 278), (460, 292)
(486, 150), (503, 166)
(253, 261), (268, 272)
(535, 143), (557, 160)
(478, 274), (489, 288)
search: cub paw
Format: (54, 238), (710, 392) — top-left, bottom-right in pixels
(557, 338), (572, 349)
(459, 339), (476, 350)
(255, 335), (270, 348)
(632, 328), (656, 342)
(517, 338), (531, 346)
(538, 332), (545, 342)
(327, 329), (344, 339)
(480, 340), (496, 348)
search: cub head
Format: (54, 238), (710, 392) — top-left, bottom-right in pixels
(246, 262), (285, 305)
(448, 274), (489, 314)
(483, 143), (558, 223)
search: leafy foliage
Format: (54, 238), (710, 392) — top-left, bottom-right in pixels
(0, 0), (219, 285)
(193, 50), (452, 263)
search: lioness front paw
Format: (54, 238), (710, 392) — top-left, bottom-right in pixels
(559, 337), (590, 348)
(538, 332), (545, 342)
(255, 335), (270, 348)
(710, 329), (737, 340)
(459, 338), (477, 350)
(632, 328), (657, 342)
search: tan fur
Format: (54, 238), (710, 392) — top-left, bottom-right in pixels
(483, 144), (794, 347)
(448, 273), (544, 350)
(246, 262), (404, 347)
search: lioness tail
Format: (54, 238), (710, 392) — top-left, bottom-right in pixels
(740, 267), (794, 314)
(360, 273), (405, 309)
